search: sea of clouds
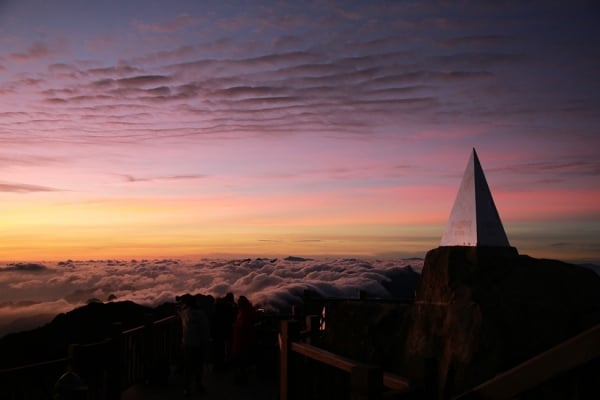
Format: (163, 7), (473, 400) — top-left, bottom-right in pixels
(0, 257), (423, 337)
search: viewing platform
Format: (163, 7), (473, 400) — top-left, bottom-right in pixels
(1, 301), (598, 399)
(122, 366), (277, 400)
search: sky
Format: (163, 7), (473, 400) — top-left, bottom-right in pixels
(0, 0), (599, 263)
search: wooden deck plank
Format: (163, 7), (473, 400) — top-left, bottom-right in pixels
(122, 365), (278, 400)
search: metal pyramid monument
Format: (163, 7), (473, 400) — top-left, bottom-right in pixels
(440, 148), (511, 247)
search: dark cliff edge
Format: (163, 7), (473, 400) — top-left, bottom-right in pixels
(0, 300), (177, 369)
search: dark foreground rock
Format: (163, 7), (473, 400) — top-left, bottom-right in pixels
(320, 300), (412, 371)
(401, 246), (600, 398)
(312, 248), (599, 399)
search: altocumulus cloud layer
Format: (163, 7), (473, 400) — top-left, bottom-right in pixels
(1, 1), (597, 149)
(0, 257), (422, 336)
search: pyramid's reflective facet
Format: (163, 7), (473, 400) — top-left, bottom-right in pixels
(441, 149), (510, 247)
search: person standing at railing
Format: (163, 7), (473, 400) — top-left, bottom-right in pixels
(231, 295), (256, 385)
(53, 370), (87, 400)
(212, 292), (237, 372)
(178, 294), (211, 397)
(53, 346), (88, 400)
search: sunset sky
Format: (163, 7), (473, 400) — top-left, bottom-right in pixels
(1, 1), (599, 263)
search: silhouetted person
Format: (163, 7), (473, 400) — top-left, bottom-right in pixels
(212, 292), (237, 371)
(53, 350), (87, 400)
(231, 295), (256, 384)
(53, 371), (87, 400)
(178, 294), (211, 396)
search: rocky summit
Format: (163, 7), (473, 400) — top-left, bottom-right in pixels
(401, 246), (600, 398)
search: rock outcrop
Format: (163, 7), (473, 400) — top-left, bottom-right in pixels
(320, 300), (413, 371)
(400, 246), (600, 398)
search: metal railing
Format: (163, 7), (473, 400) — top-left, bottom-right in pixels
(0, 315), (180, 400)
(0, 357), (70, 400)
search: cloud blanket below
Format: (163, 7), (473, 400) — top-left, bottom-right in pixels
(0, 257), (423, 336)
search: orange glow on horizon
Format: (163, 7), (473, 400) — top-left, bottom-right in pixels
(2, 183), (598, 262)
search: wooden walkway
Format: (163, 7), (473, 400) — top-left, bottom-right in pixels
(122, 365), (278, 400)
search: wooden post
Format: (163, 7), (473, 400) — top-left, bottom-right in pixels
(350, 364), (382, 400)
(67, 344), (80, 372)
(280, 319), (300, 400)
(143, 316), (154, 384)
(305, 315), (320, 345)
(303, 289), (312, 315)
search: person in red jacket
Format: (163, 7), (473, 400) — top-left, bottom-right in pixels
(231, 295), (256, 384)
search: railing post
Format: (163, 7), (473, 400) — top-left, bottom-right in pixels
(280, 319), (300, 400)
(305, 315), (320, 345)
(351, 365), (382, 400)
(143, 316), (154, 384)
(107, 322), (123, 400)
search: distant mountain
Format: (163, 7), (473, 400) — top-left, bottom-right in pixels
(284, 256), (312, 262)
(380, 265), (420, 300)
(2, 313), (57, 336)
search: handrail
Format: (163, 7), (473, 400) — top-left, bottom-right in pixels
(455, 323), (600, 399)
(152, 315), (179, 326)
(280, 318), (411, 400)
(0, 357), (69, 375)
(153, 315), (178, 325)
(291, 341), (410, 391)
(121, 315), (178, 335)
(383, 371), (410, 392)
(121, 325), (145, 335)
(291, 342), (358, 373)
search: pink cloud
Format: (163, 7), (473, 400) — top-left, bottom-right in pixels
(0, 182), (61, 193)
(8, 41), (49, 62)
(496, 189), (600, 221)
(85, 36), (116, 53)
(132, 14), (201, 34)
(8, 39), (67, 63)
